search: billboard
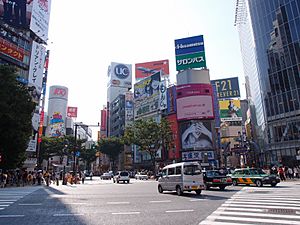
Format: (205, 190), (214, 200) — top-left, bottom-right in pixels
(180, 120), (213, 150)
(134, 71), (161, 118)
(182, 151), (214, 161)
(107, 62), (132, 89)
(28, 41), (46, 103)
(175, 35), (205, 55)
(211, 77), (240, 99)
(30, 0), (52, 42)
(212, 83), (221, 128)
(175, 51), (206, 71)
(167, 114), (180, 160)
(125, 92), (134, 126)
(159, 79), (167, 110)
(67, 107), (78, 118)
(100, 108), (107, 131)
(0, 1), (33, 29)
(175, 35), (206, 71)
(167, 86), (177, 114)
(219, 99), (242, 121)
(135, 59), (169, 80)
(0, 37), (27, 63)
(176, 84), (214, 121)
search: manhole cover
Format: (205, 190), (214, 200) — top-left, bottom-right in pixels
(268, 209), (296, 214)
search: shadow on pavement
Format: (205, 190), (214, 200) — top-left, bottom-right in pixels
(0, 185), (88, 225)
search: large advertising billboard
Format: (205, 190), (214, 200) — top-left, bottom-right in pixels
(28, 41), (46, 103)
(100, 108), (107, 131)
(211, 77), (240, 99)
(134, 71), (161, 118)
(67, 107), (78, 118)
(182, 150), (214, 161)
(174, 35), (206, 71)
(30, 0), (52, 42)
(107, 62), (132, 89)
(175, 35), (205, 55)
(176, 84), (214, 121)
(180, 120), (213, 150)
(0, 37), (28, 64)
(135, 59), (169, 80)
(219, 99), (242, 121)
(167, 114), (180, 160)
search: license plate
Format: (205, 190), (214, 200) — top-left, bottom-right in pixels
(192, 186), (198, 189)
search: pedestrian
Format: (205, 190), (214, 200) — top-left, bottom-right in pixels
(278, 166), (286, 181)
(81, 171), (85, 184)
(294, 166), (299, 179)
(55, 172), (60, 186)
(288, 167), (293, 179)
(90, 171), (93, 180)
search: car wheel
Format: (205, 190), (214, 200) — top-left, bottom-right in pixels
(255, 179), (263, 187)
(176, 186), (183, 196)
(158, 185), (163, 193)
(113, 179), (115, 183)
(219, 186), (226, 191)
(232, 179), (238, 186)
(117, 180), (119, 183)
(195, 190), (201, 195)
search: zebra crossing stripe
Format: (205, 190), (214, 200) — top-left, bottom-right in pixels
(221, 203), (300, 210)
(213, 211), (300, 220)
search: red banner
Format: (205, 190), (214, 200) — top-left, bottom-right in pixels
(135, 59), (169, 80)
(67, 107), (78, 117)
(100, 109), (107, 131)
(0, 37), (25, 62)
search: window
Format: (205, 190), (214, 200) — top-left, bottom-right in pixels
(243, 170), (250, 175)
(175, 166), (182, 175)
(162, 169), (167, 177)
(168, 167), (175, 175)
(183, 164), (201, 175)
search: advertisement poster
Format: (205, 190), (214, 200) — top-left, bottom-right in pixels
(67, 107), (78, 118)
(180, 120), (213, 150)
(176, 84), (214, 120)
(135, 59), (169, 80)
(167, 86), (177, 114)
(30, 0), (52, 42)
(48, 112), (65, 137)
(159, 79), (167, 110)
(211, 77), (240, 99)
(107, 62), (132, 89)
(219, 99), (242, 121)
(28, 41), (46, 103)
(125, 92), (134, 126)
(134, 71), (161, 118)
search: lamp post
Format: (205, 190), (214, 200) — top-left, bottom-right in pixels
(73, 123), (78, 172)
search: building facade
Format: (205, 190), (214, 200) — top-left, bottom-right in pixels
(236, 0), (300, 166)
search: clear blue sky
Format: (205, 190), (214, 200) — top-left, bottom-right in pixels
(46, 0), (244, 140)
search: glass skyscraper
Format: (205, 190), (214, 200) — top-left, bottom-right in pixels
(236, 0), (300, 166)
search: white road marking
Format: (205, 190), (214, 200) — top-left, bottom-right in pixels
(166, 209), (194, 213)
(149, 200), (171, 203)
(225, 200), (300, 206)
(204, 215), (300, 224)
(64, 203), (87, 205)
(0, 208), (4, 210)
(0, 205), (9, 207)
(0, 200), (17, 202)
(200, 221), (253, 225)
(0, 215), (24, 218)
(221, 203), (300, 210)
(213, 210), (300, 219)
(190, 199), (206, 202)
(18, 203), (42, 206)
(111, 212), (140, 215)
(218, 207), (266, 212)
(53, 213), (84, 217)
(0, 202), (14, 204)
(107, 202), (130, 204)
(232, 196), (300, 201)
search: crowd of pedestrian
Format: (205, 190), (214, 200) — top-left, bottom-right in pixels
(268, 165), (300, 181)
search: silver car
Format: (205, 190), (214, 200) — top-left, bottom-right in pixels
(113, 171), (130, 183)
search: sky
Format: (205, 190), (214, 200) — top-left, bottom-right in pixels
(46, 0), (244, 140)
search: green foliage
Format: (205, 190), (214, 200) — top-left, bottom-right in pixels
(0, 65), (36, 169)
(123, 118), (173, 171)
(80, 143), (97, 171)
(98, 137), (124, 167)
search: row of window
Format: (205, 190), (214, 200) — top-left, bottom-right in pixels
(269, 120), (300, 142)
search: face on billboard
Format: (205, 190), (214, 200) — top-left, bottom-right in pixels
(180, 120), (213, 150)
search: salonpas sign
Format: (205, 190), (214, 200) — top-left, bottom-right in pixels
(176, 51), (206, 71)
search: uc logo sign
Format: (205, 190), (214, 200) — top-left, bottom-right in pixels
(114, 64), (130, 79)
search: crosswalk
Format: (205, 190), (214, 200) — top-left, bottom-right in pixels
(200, 182), (300, 225)
(0, 187), (40, 211)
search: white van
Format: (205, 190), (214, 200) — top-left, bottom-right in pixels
(157, 161), (205, 195)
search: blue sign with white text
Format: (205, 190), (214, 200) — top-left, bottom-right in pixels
(175, 35), (205, 56)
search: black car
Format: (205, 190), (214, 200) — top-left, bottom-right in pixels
(203, 170), (233, 190)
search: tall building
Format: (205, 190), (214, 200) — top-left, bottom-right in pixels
(236, 0), (300, 166)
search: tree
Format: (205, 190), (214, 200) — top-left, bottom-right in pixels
(0, 65), (36, 170)
(123, 118), (173, 172)
(80, 143), (97, 171)
(98, 137), (124, 171)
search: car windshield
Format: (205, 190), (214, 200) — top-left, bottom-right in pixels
(120, 172), (128, 176)
(184, 164), (202, 175)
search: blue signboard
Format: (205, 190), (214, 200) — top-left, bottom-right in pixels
(211, 77), (240, 99)
(212, 83), (220, 128)
(175, 35), (205, 56)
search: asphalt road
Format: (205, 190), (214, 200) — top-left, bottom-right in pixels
(0, 178), (299, 225)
